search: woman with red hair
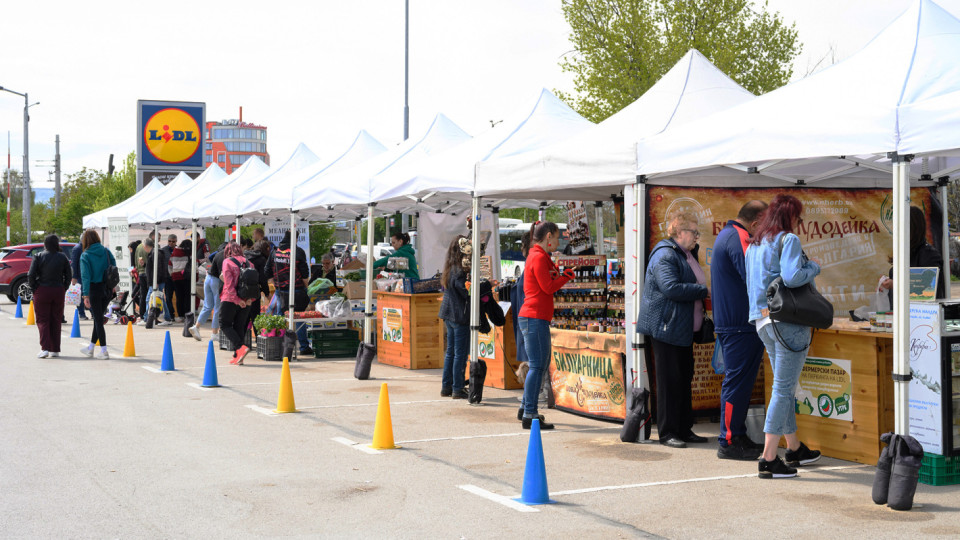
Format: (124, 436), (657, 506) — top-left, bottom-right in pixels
(746, 194), (822, 479)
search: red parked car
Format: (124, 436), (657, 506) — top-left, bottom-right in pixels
(0, 242), (77, 302)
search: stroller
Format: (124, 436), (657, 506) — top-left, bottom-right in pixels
(106, 268), (142, 325)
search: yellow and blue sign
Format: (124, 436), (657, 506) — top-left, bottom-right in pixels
(138, 100), (205, 168)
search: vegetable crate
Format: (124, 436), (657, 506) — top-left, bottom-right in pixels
(919, 452), (960, 486)
(402, 277), (442, 294)
(218, 328), (253, 351)
(310, 328), (361, 359)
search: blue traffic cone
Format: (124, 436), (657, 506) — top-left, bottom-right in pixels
(14, 296), (23, 318)
(514, 419), (555, 505)
(70, 309), (82, 338)
(201, 341), (220, 387)
(160, 331), (175, 372)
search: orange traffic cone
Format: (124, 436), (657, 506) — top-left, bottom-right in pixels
(123, 321), (136, 357)
(370, 383), (399, 449)
(274, 357), (298, 413)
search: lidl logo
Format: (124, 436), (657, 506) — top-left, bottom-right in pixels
(143, 108), (201, 164)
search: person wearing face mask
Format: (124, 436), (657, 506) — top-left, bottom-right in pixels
(637, 210), (710, 449)
(517, 221), (574, 430)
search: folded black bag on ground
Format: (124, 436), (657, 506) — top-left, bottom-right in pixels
(620, 387), (652, 442)
(354, 342), (376, 380)
(468, 359), (487, 404)
(886, 432), (924, 511)
(181, 312), (196, 338)
(282, 332), (299, 361)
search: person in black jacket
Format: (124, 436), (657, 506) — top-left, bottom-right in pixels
(191, 242), (226, 339)
(437, 235), (470, 399)
(266, 231), (311, 355)
(70, 242), (88, 320)
(242, 239), (271, 341)
(881, 205), (947, 302)
(29, 234), (72, 358)
(143, 238), (173, 325)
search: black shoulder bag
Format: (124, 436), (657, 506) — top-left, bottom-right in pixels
(766, 234), (834, 352)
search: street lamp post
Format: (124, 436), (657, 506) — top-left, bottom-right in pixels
(0, 86), (37, 243)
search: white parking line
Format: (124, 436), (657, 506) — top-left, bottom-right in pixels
(245, 404), (279, 416)
(458, 485), (539, 513)
(186, 383), (218, 391)
(226, 374), (435, 387)
(141, 366), (168, 373)
(331, 437), (384, 455)
(298, 399), (450, 410)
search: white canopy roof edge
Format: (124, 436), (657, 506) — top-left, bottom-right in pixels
(186, 156), (270, 225)
(476, 49), (755, 201)
(237, 131), (386, 219)
(152, 164), (229, 226)
(294, 113), (472, 221)
(370, 88), (594, 211)
(126, 172), (195, 225)
(81, 178), (167, 229)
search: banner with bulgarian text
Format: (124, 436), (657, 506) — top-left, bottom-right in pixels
(548, 329), (627, 421)
(647, 187), (938, 411)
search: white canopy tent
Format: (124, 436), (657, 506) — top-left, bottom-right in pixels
(634, 0), (960, 438)
(82, 179), (166, 229)
(475, 49), (755, 201)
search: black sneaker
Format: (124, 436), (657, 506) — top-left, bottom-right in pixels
(718, 441), (763, 461)
(785, 442), (821, 467)
(440, 387), (452, 397)
(758, 456), (798, 479)
(731, 434), (764, 451)
(299, 346), (314, 356)
(522, 417), (555, 430)
(451, 390), (468, 399)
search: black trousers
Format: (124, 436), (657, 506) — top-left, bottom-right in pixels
(219, 301), (250, 351)
(89, 282), (108, 347)
(164, 278), (176, 317)
(172, 279), (190, 317)
(651, 338), (695, 441)
(138, 275), (149, 317)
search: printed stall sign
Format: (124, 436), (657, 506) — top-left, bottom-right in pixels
(548, 329), (627, 421)
(648, 186), (938, 411)
(382, 307), (403, 344)
(478, 330), (496, 361)
(908, 302), (944, 454)
(795, 357), (854, 421)
(107, 217), (132, 296)
(566, 201), (592, 254)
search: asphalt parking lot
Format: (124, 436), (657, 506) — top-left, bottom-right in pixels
(2, 298), (959, 539)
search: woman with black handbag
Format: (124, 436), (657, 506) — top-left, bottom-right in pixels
(746, 194), (823, 479)
(636, 210), (710, 449)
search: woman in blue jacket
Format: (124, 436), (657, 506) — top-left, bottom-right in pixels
(636, 211), (709, 449)
(79, 230), (117, 359)
(745, 194), (822, 479)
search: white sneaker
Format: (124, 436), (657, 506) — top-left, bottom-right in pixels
(175, 317), (184, 323)
(136, 320), (146, 326)
(95, 348), (109, 360)
(158, 320), (172, 326)
(37, 350), (49, 358)
(49, 352), (59, 358)
(189, 325), (202, 341)
(79, 344), (94, 358)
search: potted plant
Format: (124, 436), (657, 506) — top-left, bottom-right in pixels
(254, 314), (289, 361)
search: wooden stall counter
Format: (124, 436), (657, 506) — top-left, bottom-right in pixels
(764, 318), (893, 464)
(375, 291), (444, 370)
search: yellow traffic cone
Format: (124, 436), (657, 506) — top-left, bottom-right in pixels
(274, 357), (298, 413)
(123, 321), (136, 357)
(370, 383), (400, 449)
(25, 301), (36, 326)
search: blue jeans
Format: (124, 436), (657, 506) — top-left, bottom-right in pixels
(757, 322), (810, 436)
(196, 275), (222, 330)
(519, 316), (551, 418)
(146, 282), (173, 321)
(441, 321), (469, 392)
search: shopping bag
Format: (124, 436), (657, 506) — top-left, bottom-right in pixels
(65, 283), (82, 306)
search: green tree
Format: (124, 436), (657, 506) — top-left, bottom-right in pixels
(558, 0), (802, 122)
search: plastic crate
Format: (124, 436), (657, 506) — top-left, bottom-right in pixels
(402, 277), (442, 294)
(311, 331), (360, 359)
(257, 335), (296, 361)
(218, 328), (253, 351)
(919, 452), (960, 486)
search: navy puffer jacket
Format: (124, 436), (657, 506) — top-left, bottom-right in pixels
(636, 238), (708, 347)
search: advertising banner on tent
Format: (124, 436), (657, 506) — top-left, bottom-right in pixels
(795, 357), (854, 421)
(566, 201), (592, 254)
(908, 302), (944, 454)
(548, 329), (627, 421)
(266, 222), (311, 264)
(107, 217), (133, 297)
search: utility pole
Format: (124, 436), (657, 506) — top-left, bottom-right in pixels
(403, 0), (409, 142)
(23, 92), (31, 242)
(54, 134), (61, 214)
(6, 131), (10, 246)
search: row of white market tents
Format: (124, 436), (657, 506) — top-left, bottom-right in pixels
(84, 0), (957, 441)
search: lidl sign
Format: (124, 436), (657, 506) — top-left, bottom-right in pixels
(137, 100), (205, 169)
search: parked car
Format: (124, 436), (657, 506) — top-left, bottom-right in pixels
(0, 242), (78, 302)
(331, 243), (346, 258)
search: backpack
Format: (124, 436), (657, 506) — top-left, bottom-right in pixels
(103, 248), (120, 290)
(230, 257), (260, 299)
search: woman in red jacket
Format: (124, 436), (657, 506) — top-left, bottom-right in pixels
(518, 221), (574, 430)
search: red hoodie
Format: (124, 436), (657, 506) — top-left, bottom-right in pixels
(519, 244), (571, 321)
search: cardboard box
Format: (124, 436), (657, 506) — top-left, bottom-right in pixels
(344, 281), (374, 299)
(341, 258), (365, 271)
